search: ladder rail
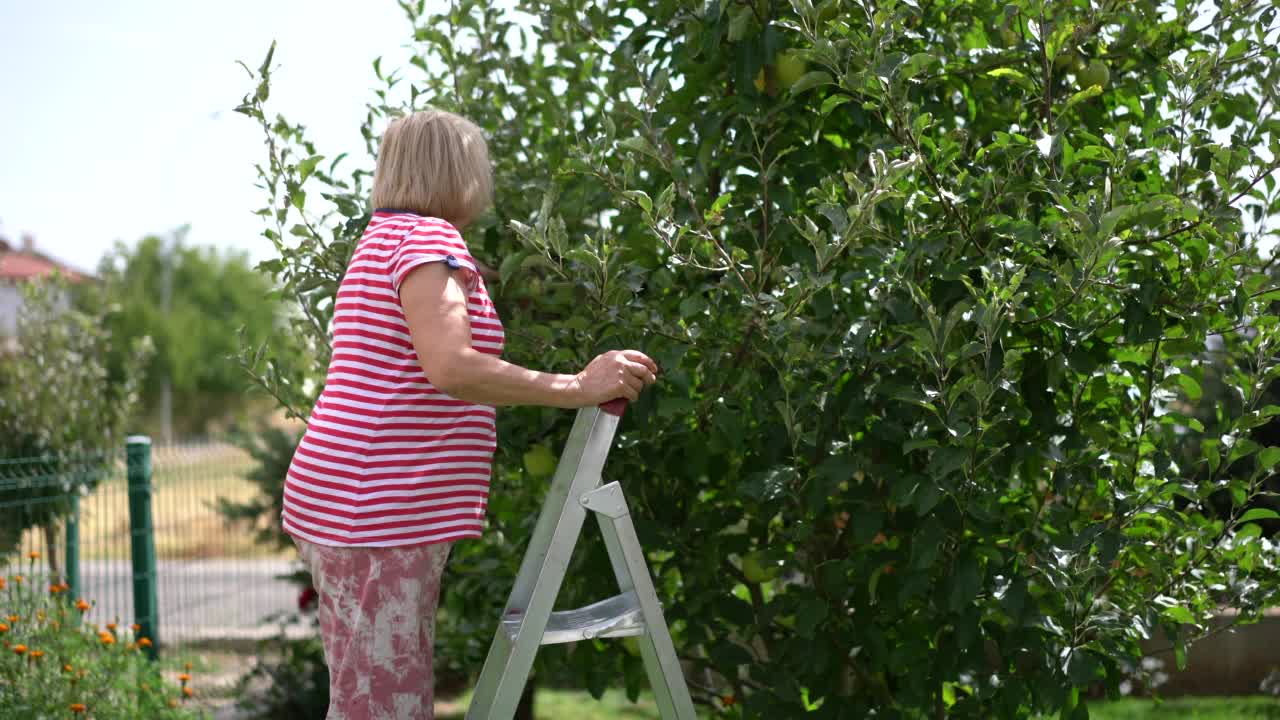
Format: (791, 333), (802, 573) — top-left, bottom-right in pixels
(592, 484), (697, 720)
(466, 402), (696, 720)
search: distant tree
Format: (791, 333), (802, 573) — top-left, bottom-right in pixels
(0, 277), (151, 569)
(94, 231), (283, 439)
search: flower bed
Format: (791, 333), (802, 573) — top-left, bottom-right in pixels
(0, 552), (199, 718)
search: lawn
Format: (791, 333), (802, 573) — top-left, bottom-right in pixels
(433, 690), (1279, 719)
(1088, 697), (1280, 719)
(14, 441), (290, 562)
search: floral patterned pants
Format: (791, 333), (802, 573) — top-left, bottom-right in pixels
(294, 537), (453, 720)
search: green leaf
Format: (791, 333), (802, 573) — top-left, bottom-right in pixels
(788, 70), (833, 95)
(1163, 606), (1195, 625)
(1064, 84), (1103, 114)
(1176, 374), (1202, 402)
(1237, 508), (1280, 524)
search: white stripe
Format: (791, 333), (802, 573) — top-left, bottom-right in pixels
(287, 475), (490, 503)
(332, 333), (416, 356)
(337, 281), (397, 300)
(341, 271), (397, 286)
(323, 372), (436, 393)
(326, 362), (424, 383)
(315, 405), (492, 427)
(336, 294), (402, 314)
(330, 320), (411, 344)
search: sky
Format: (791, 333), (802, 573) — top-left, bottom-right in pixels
(0, 0), (420, 274)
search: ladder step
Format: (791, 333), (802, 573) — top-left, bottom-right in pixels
(503, 590), (645, 645)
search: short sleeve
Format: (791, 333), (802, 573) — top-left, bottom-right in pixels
(389, 218), (480, 293)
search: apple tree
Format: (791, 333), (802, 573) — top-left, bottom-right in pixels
(237, 0), (1280, 716)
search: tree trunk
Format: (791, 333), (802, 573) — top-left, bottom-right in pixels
(43, 521), (62, 580)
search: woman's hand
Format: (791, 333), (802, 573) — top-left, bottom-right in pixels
(571, 350), (659, 405)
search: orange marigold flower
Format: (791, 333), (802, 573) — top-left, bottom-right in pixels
(70, 703), (86, 713)
(106, 622), (117, 632)
(131, 623), (141, 633)
(0, 623), (8, 633)
(64, 664), (73, 672)
(138, 637), (152, 648)
(7, 615), (18, 624)
(184, 662), (192, 671)
(182, 687), (193, 698)
(0, 577), (6, 589)
(13, 575), (22, 584)
(75, 599), (90, 612)
(178, 672), (191, 683)
(49, 583), (61, 594)
(27, 551), (40, 560)
(721, 694), (737, 706)
(98, 632), (115, 645)
(13, 644), (27, 655)
(30, 649), (44, 659)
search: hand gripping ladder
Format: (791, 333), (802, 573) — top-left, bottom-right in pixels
(465, 400), (696, 720)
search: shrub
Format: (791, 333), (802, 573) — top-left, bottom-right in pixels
(0, 555), (198, 718)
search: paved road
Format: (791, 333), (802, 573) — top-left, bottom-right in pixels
(78, 559), (300, 643)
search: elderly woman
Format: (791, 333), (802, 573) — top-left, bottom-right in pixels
(281, 110), (658, 720)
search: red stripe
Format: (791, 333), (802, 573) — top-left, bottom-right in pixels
(290, 456), (491, 485)
(302, 434), (495, 459)
(304, 423), (494, 447)
(321, 389), (471, 407)
(285, 481), (483, 509)
(284, 516), (482, 545)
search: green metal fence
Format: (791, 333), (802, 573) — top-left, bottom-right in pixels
(0, 437), (299, 660)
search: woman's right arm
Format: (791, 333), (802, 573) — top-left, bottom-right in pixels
(399, 262), (658, 408)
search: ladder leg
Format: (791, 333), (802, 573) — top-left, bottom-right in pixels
(466, 407), (622, 720)
(588, 483), (698, 720)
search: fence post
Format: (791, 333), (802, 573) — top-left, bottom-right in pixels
(126, 436), (159, 660)
(64, 493), (80, 600)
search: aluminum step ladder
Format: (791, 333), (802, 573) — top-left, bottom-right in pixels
(465, 399), (696, 720)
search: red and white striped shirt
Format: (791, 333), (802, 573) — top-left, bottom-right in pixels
(282, 210), (505, 547)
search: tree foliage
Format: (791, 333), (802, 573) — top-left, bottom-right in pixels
(237, 0), (1280, 716)
(95, 232), (282, 437)
(0, 279), (151, 555)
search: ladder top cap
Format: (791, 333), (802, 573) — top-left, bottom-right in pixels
(600, 399), (628, 417)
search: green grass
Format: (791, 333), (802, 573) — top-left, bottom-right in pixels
(436, 688), (715, 719)
(433, 691), (1279, 720)
(1088, 697), (1280, 719)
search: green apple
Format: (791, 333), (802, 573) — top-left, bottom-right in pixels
(741, 550), (780, 583)
(522, 444), (557, 478)
(1077, 59), (1110, 90)
(776, 51), (807, 90)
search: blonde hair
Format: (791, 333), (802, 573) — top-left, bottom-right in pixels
(370, 110), (493, 227)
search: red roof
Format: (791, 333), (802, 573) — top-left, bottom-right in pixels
(0, 251), (87, 282)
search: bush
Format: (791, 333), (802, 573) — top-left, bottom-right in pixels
(237, 1), (1280, 717)
(0, 554), (198, 718)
